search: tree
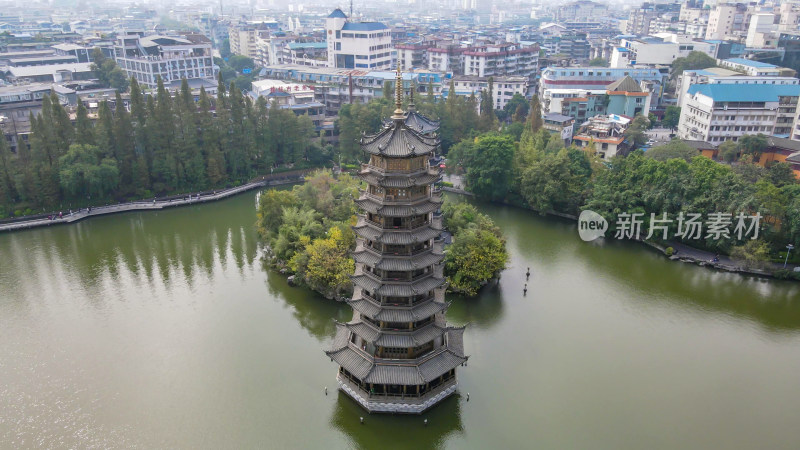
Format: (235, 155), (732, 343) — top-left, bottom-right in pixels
(0, 129), (16, 205)
(730, 239), (771, 270)
(463, 134), (515, 201)
(74, 102), (94, 145)
(671, 51), (717, 77)
(662, 106), (681, 130)
(58, 144), (119, 199)
(718, 140), (738, 163)
(645, 140), (698, 162)
(527, 95), (543, 134)
(90, 47), (129, 91)
(227, 55), (255, 73)
(588, 57), (609, 67)
(501, 93), (528, 123)
(478, 77), (498, 132)
(766, 162), (797, 188)
(738, 134), (768, 158)
(256, 189), (299, 239)
(445, 225), (508, 296)
(624, 114), (650, 148)
(290, 226), (355, 299)
(219, 38), (231, 58)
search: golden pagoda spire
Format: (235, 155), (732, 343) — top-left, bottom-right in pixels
(392, 63), (404, 121)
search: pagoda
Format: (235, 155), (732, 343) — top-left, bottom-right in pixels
(326, 67), (467, 414)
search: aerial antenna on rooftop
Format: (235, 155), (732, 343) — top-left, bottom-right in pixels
(350, 0), (354, 19)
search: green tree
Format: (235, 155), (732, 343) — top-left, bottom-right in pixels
(730, 239), (771, 270)
(445, 224), (508, 296)
(527, 95), (543, 135)
(463, 134), (515, 201)
(90, 47), (129, 91)
(645, 140), (698, 161)
(74, 102), (94, 145)
(662, 106), (681, 130)
(624, 114), (650, 148)
(738, 134), (768, 158)
(718, 139), (738, 162)
(588, 57), (609, 67)
(290, 226), (355, 299)
(58, 144), (119, 199)
(501, 93), (528, 123)
(766, 162), (797, 188)
(671, 51), (717, 77)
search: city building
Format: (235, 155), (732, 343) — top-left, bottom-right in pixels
(462, 43), (539, 78)
(543, 112), (575, 145)
(5, 62), (94, 83)
(325, 8), (393, 70)
(676, 68), (798, 107)
(678, 83), (800, 143)
(555, 1), (608, 22)
(717, 58), (786, 77)
(761, 137), (800, 177)
(258, 65), (443, 116)
(282, 42), (328, 67)
(113, 33), (217, 91)
(746, 13), (778, 48)
(539, 66), (667, 107)
(326, 69), (466, 414)
(449, 75), (528, 111)
(610, 36), (717, 68)
(573, 114), (631, 160)
(250, 79), (324, 129)
(705, 3), (747, 40)
(606, 75), (651, 117)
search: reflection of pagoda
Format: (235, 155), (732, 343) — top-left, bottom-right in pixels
(326, 67), (467, 414)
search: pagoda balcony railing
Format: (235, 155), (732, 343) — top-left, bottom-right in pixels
(362, 190), (430, 205)
(360, 291), (433, 307)
(360, 315), (436, 334)
(361, 163), (439, 177)
(338, 372), (457, 403)
(362, 242), (435, 257)
(363, 268), (435, 283)
(360, 214), (435, 231)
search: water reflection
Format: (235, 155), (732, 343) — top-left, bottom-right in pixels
(0, 198), (260, 300)
(575, 238), (800, 333)
(263, 259), (350, 341)
(330, 391), (464, 450)
(470, 197), (800, 334)
(446, 280), (505, 328)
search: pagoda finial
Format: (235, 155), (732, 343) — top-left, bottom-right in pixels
(392, 62), (404, 121)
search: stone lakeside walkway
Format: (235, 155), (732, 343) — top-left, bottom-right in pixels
(665, 241), (796, 274)
(0, 174), (306, 233)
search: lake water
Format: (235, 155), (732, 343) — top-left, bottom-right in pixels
(1, 191), (799, 449)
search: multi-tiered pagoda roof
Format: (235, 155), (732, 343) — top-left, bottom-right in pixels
(326, 66), (467, 414)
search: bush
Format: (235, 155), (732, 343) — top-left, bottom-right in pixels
(774, 269), (800, 281)
(665, 246), (674, 256)
(774, 269), (791, 279)
(440, 181), (454, 188)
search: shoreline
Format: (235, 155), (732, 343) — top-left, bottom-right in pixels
(446, 190), (796, 281)
(0, 171), (309, 234)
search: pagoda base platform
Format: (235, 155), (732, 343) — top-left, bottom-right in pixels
(337, 373), (458, 414)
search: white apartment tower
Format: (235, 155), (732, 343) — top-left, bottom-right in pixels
(325, 8), (393, 70)
(705, 4), (739, 40)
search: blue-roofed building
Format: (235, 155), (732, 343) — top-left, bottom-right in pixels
(678, 83), (800, 143)
(283, 41), (328, 67)
(325, 8), (393, 70)
(718, 58), (785, 76)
